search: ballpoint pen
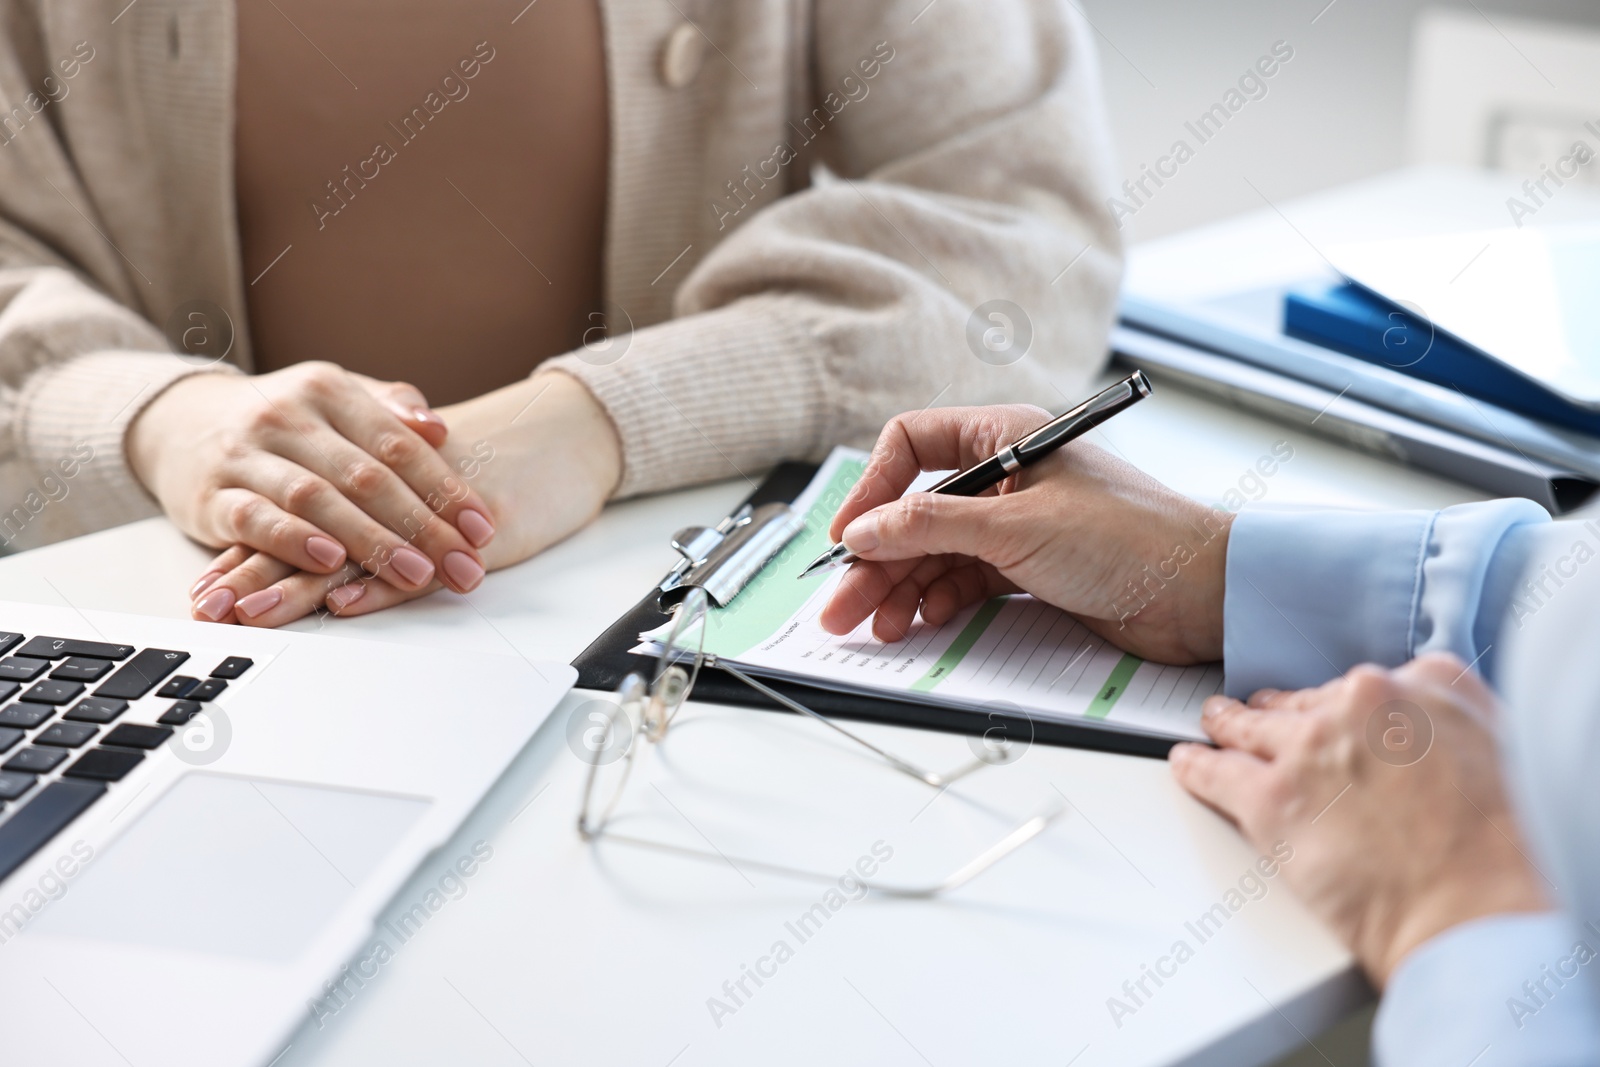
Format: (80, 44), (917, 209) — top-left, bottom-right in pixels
(797, 370), (1153, 580)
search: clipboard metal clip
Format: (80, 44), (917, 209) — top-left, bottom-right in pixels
(657, 501), (805, 611)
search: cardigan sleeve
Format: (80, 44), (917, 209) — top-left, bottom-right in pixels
(548, 0), (1123, 498)
(0, 263), (239, 535)
(0, 12), (242, 544)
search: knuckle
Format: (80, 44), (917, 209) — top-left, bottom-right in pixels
(385, 380), (421, 401)
(226, 495), (261, 536)
(1258, 770), (1298, 812)
(1006, 403), (1051, 425)
(1302, 712), (1338, 746)
(1343, 664), (1394, 706)
(219, 433), (255, 465)
(895, 493), (938, 540)
(282, 475), (326, 513)
(243, 403), (290, 436)
(1214, 707), (1250, 742)
(296, 361), (346, 395)
(968, 417), (1009, 463)
(372, 431), (421, 468)
(342, 461), (388, 498)
(265, 516), (301, 554)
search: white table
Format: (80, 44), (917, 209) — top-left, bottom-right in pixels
(0, 367), (1478, 1066)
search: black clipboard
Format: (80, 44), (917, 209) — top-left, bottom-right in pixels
(571, 462), (1178, 760)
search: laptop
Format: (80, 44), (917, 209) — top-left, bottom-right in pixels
(0, 598), (574, 1066)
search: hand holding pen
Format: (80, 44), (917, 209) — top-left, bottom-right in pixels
(808, 374), (1237, 666)
(800, 372), (1152, 578)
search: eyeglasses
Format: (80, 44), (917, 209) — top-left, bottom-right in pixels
(575, 587), (1064, 897)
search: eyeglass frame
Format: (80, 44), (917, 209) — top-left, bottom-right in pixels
(574, 587), (1066, 898)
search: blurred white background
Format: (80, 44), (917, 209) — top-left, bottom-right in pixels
(1079, 0), (1600, 241)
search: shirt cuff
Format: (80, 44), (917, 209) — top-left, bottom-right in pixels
(1374, 912), (1600, 1067)
(1222, 500), (1549, 697)
(1224, 506), (1433, 696)
(14, 350), (241, 533)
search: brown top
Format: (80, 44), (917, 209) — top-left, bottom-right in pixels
(234, 0), (609, 405)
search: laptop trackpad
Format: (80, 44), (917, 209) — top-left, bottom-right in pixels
(31, 773), (430, 963)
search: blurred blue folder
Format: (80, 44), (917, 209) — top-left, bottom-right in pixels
(1284, 282), (1600, 437)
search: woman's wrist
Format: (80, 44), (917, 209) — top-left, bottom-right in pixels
(125, 372), (225, 497)
(436, 370), (622, 507)
(535, 370), (622, 501)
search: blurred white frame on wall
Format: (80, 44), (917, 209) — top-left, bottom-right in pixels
(1408, 7), (1600, 188)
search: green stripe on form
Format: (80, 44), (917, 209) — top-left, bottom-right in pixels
(1084, 654), (1142, 719)
(909, 599), (1006, 692)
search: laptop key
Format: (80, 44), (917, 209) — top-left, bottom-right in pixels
(0, 726), (22, 753)
(155, 675), (199, 699)
(63, 747), (144, 782)
(4, 747), (67, 773)
(0, 656), (50, 681)
(0, 702), (55, 728)
(0, 680), (18, 703)
(102, 724), (173, 750)
(16, 637), (134, 661)
(158, 700), (203, 726)
(63, 697), (129, 724)
(0, 779), (105, 882)
(210, 657), (254, 679)
(95, 648), (189, 700)
(36, 722), (99, 748)
(0, 770), (34, 801)
(0, 632), (21, 657)
(20, 679), (85, 705)
(189, 678), (228, 702)
(51, 657), (113, 682)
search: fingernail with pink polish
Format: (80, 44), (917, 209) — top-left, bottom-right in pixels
(195, 587), (235, 622)
(457, 509), (495, 548)
(443, 551), (485, 591)
(305, 535), (345, 569)
(235, 587), (284, 620)
(413, 407), (446, 429)
(328, 582), (366, 612)
(390, 546), (435, 586)
(190, 571), (223, 599)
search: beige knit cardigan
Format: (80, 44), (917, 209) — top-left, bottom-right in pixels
(0, 0), (1121, 551)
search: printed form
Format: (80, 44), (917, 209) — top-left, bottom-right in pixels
(646, 448), (1221, 742)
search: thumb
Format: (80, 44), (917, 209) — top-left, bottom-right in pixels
(843, 492), (1016, 565)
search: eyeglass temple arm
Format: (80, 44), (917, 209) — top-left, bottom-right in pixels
(714, 659), (984, 789)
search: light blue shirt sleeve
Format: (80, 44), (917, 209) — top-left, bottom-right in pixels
(1222, 499), (1551, 697)
(1373, 912), (1600, 1067)
(1224, 498), (1600, 1065)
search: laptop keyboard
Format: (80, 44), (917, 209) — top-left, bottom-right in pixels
(0, 630), (254, 884)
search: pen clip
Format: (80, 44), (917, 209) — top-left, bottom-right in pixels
(1015, 370), (1150, 461)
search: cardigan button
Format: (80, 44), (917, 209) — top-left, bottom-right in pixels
(659, 22), (706, 88)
